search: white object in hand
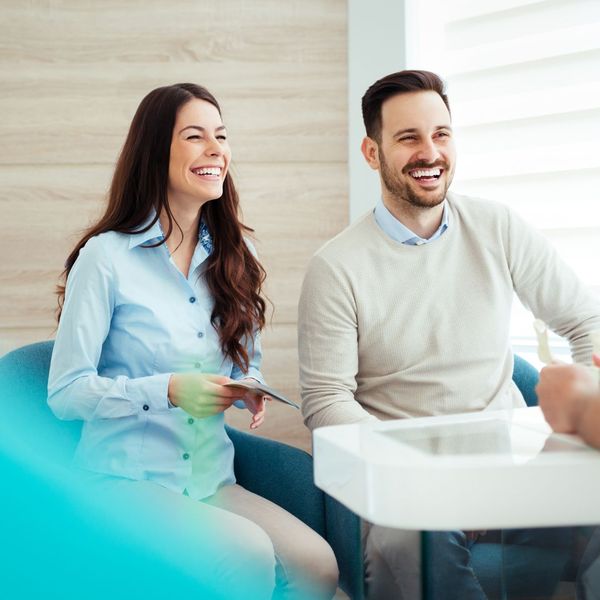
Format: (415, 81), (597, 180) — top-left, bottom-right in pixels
(533, 319), (554, 365)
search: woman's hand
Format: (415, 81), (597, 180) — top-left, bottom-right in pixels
(168, 373), (239, 418)
(242, 390), (268, 430)
(232, 378), (271, 430)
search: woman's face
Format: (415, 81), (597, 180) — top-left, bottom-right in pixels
(167, 98), (231, 210)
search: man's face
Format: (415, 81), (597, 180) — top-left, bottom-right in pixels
(362, 91), (456, 209)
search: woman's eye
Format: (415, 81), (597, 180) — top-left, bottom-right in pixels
(217, 135), (227, 141)
(186, 135), (201, 140)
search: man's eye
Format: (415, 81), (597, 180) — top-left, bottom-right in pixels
(400, 136), (416, 142)
(436, 131), (450, 138)
(217, 135), (227, 141)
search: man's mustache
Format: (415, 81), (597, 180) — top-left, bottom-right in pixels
(402, 160), (449, 174)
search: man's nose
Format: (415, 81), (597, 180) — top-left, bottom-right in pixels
(414, 139), (441, 164)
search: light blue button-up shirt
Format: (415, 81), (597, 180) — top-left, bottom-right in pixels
(374, 198), (449, 245)
(48, 215), (263, 500)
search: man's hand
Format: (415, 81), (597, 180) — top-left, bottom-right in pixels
(168, 373), (239, 418)
(536, 355), (600, 434)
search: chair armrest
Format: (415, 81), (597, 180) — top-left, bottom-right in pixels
(226, 425), (326, 537)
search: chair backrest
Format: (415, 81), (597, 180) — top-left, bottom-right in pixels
(0, 340), (81, 463)
(512, 354), (539, 407)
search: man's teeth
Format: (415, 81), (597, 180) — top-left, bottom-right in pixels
(192, 167), (221, 176)
(410, 168), (441, 179)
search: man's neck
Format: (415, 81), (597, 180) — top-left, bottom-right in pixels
(382, 194), (445, 240)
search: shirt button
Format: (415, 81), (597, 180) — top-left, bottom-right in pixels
(182, 452), (190, 460)
(197, 331), (204, 338)
(187, 417), (194, 425)
(143, 404), (149, 411)
(189, 297), (196, 303)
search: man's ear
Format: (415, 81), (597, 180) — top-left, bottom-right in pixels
(361, 136), (380, 171)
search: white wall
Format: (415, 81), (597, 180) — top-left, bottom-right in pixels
(348, 0), (407, 221)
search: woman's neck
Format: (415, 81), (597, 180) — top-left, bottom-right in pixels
(159, 204), (202, 277)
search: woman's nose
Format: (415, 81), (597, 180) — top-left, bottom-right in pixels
(205, 138), (222, 156)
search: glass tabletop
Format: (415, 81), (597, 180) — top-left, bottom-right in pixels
(378, 417), (587, 458)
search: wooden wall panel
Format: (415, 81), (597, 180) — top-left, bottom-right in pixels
(0, 64), (346, 164)
(1, 1), (345, 64)
(1, 0), (348, 450)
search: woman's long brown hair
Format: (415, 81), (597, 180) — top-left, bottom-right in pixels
(57, 83), (266, 372)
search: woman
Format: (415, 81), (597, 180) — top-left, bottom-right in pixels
(48, 83), (338, 600)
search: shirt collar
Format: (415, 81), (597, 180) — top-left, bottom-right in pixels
(128, 211), (164, 250)
(374, 198), (449, 246)
(127, 209), (214, 255)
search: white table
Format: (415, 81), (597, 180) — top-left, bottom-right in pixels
(314, 407), (600, 530)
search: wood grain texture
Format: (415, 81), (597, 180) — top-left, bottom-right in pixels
(2, 1), (346, 64)
(0, 327), (56, 358)
(0, 63), (346, 165)
(0, 0), (347, 165)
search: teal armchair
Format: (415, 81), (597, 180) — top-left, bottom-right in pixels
(0, 341), (327, 599)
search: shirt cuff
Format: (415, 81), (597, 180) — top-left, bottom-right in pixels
(125, 373), (172, 413)
(235, 368), (264, 385)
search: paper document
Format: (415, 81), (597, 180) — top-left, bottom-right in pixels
(224, 381), (300, 409)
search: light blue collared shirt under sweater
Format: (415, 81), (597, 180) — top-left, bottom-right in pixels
(374, 198), (449, 245)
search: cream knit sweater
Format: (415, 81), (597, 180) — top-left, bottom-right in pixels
(298, 193), (600, 430)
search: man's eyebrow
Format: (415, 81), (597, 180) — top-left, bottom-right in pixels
(393, 128), (419, 137)
(392, 125), (453, 137)
(178, 125), (227, 134)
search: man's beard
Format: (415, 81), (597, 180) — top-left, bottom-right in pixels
(379, 149), (451, 209)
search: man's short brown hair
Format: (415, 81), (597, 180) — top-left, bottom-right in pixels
(362, 70), (450, 141)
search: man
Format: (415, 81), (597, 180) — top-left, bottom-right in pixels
(298, 70), (600, 599)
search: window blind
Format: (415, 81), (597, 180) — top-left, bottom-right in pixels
(405, 0), (600, 365)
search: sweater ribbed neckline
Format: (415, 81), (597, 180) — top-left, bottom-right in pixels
(365, 206), (456, 253)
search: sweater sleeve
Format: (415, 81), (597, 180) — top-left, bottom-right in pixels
(298, 253), (378, 430)
(506, 208), (600, 364)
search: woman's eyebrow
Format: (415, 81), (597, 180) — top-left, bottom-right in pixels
(178, 125), (227, 134)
